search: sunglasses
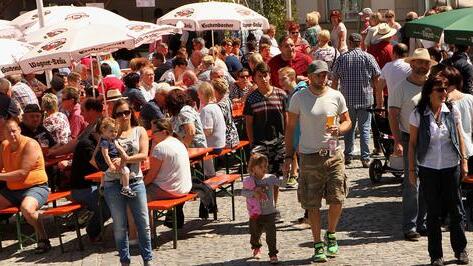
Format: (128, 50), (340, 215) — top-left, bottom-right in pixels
(433, 87), (447, 93)
(291, 31), (299, 34)
(385, 15), (393, 18)
(113, 110), (131, 118)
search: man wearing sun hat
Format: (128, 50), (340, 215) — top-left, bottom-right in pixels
(388, 48), (437, 241)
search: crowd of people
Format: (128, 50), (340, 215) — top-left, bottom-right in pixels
(0, 4), (472, 266)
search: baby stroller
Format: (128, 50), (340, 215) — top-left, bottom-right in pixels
(368, 109), (404, 183)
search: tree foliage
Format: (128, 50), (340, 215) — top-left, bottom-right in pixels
(201, 0), (297, 39)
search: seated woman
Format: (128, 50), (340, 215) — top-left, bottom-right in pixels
(0, 117), (51, 253)
(145, 118), (192, 200)
(42, 93), (71, 146)
(197, 82), (226, 151)
(166, 89), (207, 149)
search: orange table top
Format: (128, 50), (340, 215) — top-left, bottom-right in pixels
(232, 104), (244, 118)
(188, 147), (214, 160)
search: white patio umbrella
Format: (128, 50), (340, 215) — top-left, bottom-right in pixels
(0, 21), (23, 40)
(157, 1), (270, 31)
(23, 20), (181, 47)
(11, 5), (130, 34)
(11, 6), (76, 31)
(0, 39), (33, 75)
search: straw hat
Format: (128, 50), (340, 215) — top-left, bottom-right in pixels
(105, 89), (127, 102)
(404, 48), (438, 65)
(372, 23), (397, 42)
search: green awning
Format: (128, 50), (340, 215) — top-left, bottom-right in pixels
(405, 7), (473, 45)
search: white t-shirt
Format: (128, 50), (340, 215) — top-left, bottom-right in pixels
(409, 104), (460, 170)
(200, 103), (226, 148)
(380, 59), (412, 95)
(151, 137), (192, 195)
(288, 88), (348, 154)
(388, 78), (422, 133)
(139, 82), (158, 102)
(454, 95), (473, 156)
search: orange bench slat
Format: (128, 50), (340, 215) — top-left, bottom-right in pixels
(463, 176), (473, 184)
(47, 191), (71, 202)
(0, 191), (72, 214)
(42, 203), (82, 216)
(204, 174), (240, 190)
(0, 206), (20, 214)
(147, 193), (197, 210)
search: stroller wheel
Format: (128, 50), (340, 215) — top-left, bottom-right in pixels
(393, 172), (403, 178)
(369, 159), (383, 183)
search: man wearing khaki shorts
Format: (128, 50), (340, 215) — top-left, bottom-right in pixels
(284, 60), (352, 262)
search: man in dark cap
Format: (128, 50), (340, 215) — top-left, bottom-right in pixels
(19, 104), (56, 148)
(332, 33), (381, 167)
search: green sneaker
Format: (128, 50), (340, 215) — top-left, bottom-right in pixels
(286, 176), (298, 188)
(312, 242), (327, 262)
(324, 232), (339, 257)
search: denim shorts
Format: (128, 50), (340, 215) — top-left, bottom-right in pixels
(0, 184), (50, 207)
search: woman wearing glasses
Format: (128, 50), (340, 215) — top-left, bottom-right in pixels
(408, 75), (469, 266)
(287, 22), (310, 55)
(103, 99), (152, 266)
(384, 10), (401, 43)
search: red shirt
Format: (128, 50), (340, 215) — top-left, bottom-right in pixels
(268, 52), (312, 87)
(98, 75), (125, 95)
(368, 41), (393, 96)
(69, 103), (88, 139)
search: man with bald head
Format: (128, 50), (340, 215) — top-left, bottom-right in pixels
(188, 50), (203, 73)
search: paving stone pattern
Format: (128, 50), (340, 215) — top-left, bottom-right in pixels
(0, 151), (472, 265)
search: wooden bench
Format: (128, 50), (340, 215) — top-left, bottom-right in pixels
(41, 202), (84, 253)
(204, 174), (240, 221)
(0, 190), (71, 251)
(148, 193), (197, 249)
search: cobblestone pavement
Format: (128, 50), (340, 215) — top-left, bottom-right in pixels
(1, 155), (473, 265)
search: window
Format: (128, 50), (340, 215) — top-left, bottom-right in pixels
(327, 0), (361, 22)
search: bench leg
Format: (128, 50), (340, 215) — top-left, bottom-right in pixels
(15, 213), (23, 250)
(74, 213), (84, 251)
(225, 154), (230, 174)
(172, 207), (177, 249)
(213, 191), (218, 221)
(239, 148), (245, 181)
(53, 216), (65, 253)
(151, 210), (158, 249)
(231, 183), (235, 221)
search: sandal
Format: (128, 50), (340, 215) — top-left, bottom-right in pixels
(35, 239), (52, 254)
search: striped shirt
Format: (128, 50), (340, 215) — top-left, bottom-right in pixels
(244, 87), (287, 143)
(11, 82), (39, 111)
(332, 48), (381, 109)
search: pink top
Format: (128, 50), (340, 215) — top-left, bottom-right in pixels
(68, 103), (88, 139)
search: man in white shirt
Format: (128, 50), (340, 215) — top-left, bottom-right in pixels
(139, 66), (159, 102)
(375, 43), (412, 108)
(388, 48), (436, 241)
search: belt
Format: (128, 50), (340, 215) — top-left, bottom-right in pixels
(107, 178), (139, 184)
(313, 148), (340, 157)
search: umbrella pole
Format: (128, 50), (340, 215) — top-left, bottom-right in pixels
(36, 0), (52, 87)
(212, 30), (215, 46)
(96, 55), (108, 116)
(90, 56), (95, 98)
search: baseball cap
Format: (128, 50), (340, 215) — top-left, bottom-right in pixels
(24, 104), (42, 114)
(349, 33), (362, 42)
(307, 60), (329, 75)
(359, 7), (373, 16)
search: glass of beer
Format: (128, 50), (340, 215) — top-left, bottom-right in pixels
(326, 115), (335, 128)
